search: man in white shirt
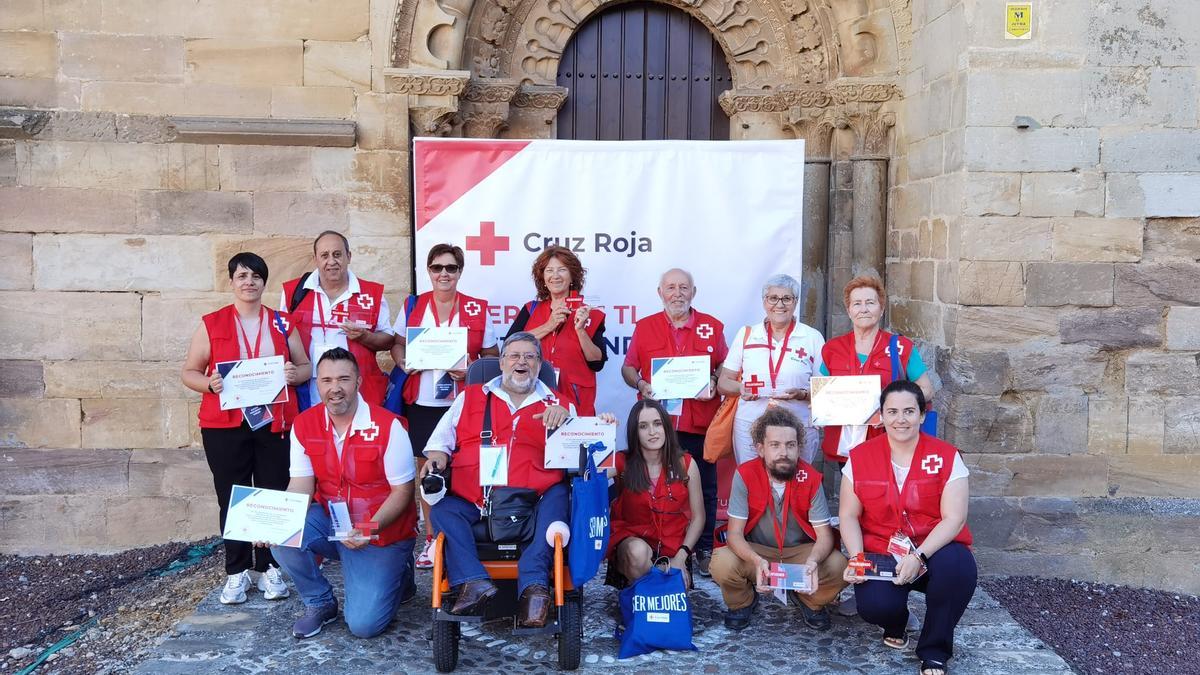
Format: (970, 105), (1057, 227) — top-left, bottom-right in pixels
(270, 348), (417, 640)
(280, 231), (395, 409)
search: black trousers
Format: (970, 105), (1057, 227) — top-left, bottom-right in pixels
(406, 403), (451, 458)
(201, 424), (291, 575)
(677, 431), (717, 552)
(855, 542), (978, 664)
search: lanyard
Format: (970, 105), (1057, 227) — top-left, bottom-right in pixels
(767, 480), (792, 562)
(764, 320), (795, 390)
(314, 291), (331, 341)
(884, 440), (921, 538)
(234, 307), (267, 359)
(856, 331), (883, 376)
(329, 410), (359, 500)
(429, 293), (459, 327)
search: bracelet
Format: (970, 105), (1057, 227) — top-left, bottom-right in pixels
(678, 544), (693, 559)
(207, 382), (214, 394)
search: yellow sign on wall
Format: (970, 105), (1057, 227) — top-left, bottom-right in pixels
(1006, 3), (1033, 39)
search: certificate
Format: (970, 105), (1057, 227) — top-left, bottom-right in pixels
(217, 355), (288, 411)
(544, 417), (618, 470)
(222, 485), (308, 548)
(405, 326), (468, 370)
(650, 356), (711, 400)
(809, 375), (881, 426)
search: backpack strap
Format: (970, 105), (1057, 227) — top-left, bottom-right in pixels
(889, 334), (903, 382)
(288, 271), (313, 314)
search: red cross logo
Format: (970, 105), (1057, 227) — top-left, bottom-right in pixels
(921, 454), (943, 475)
(542, 393), (559, 406)
(696, 323), (714, 340)
(744, 374), (766, 396)
(275, 313), (291, 334)
(795, 347), (807, 360)
(358, 421), (379, 442)
(848, 552), (874, 577)
(463, 300), (481, 317)
(465, 221), (510, 266)
(355, 294), (374, 311)
(330, 302), (351, 323)
(796, 469), (808, 482)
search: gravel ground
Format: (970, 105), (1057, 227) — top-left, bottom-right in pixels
(0, 539), (221, 675)
(982, 576), (1200, 675)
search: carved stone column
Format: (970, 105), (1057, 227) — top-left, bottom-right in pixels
(506, 85), (568, 139)
(787, 108), (836, 334)
(846, 108), (895, 281)
(459, 78), (520, 138)
(826, 156), (855, 337)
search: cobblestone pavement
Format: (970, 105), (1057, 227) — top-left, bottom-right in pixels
(135, 563), (1074, 674)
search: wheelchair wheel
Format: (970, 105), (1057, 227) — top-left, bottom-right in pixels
(432, 618), (460, 673)
(556, 593), (582, 671)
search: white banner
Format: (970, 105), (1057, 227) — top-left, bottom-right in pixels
(413, 138), (805, 444)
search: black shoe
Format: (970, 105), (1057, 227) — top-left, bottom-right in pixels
(695, 549), (712, 577)
(723, 592), (759, 631)
(798, 602), (832, 631)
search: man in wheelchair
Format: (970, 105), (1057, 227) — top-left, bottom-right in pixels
(420, 332), (573, 628)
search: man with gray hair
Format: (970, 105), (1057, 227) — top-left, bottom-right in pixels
(421, 332), (573, 628)
(622, 267), (728, 576)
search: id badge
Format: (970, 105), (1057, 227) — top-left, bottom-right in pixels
(434, 372), (455, 400)
(662, 398), (683, 416)
(242, 404), (274, 431)
(480, 444), (509, 486)
(327, 499), (353, 536)
(887, 531), (915, 561)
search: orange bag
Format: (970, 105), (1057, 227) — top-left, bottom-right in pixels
(703, 328), (750, 462)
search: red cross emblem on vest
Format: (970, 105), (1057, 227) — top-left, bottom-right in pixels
(355, 294), (374, 311)
(696, 322), (714, 340)
(542, 393), (559, 407)
(275, 313), (290, 334)
(358, 420), (379, 442)
(463, 300), (481, 317)
(796, 469), (808, 483)
(921, 454), (943, 475)
(330, 301), (351, 323)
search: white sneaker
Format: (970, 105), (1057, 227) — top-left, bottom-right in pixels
(257, 565), (290, 600)
(415, 536), (434, 570)
(219, 571), (251, 605)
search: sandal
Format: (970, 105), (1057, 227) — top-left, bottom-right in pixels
(883, 634), (909, 650)
(919, 659), (947, 675)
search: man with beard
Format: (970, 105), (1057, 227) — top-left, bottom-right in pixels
(421, 332), (573, 628)
(621, 268), (727, 576)
(270, 348), (417, 639)
(710, 407), (848, 631)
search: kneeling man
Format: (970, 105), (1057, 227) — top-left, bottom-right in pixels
(271, 348), (417, 639)
(711, 407), (848, 631)
(422, 332), (572, 628)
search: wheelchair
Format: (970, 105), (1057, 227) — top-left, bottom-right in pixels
(429, 357), (584, 672)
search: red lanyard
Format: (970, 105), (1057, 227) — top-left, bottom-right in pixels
(234, 307), (267, 359)
(856, 331), (883, 375)
(765, 320), (795, 389)
(767, 480), (792, 561)
(429, 293), (459, 327)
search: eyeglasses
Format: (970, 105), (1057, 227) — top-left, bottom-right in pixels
(429, 264), (461, 274)
(765, 295), (796, 306)
(502, 353), (540, 363)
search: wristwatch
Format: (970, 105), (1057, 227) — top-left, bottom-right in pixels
(678, 544), (694, 560)
(916, 550), (929, 565)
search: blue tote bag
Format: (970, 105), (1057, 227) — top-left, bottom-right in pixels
(569, 442), (610, 588)
(616, 561), (697, 658)
(889, 334), (938, 436)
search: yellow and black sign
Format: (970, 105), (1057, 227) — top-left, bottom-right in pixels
(1006, 2), (1032, 40)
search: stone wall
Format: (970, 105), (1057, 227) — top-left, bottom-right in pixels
(0, 0), (413, 552)
(889, 0), (1200, 593)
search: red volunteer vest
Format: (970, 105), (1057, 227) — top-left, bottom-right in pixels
(525, 300), (605, 416)
(609, 453), (693, 558)
(293, 403), (416, 546)
(819, 330), (914, 462)
(400, 292), (491, 405)
(282, 276), (388, 405)
(198, 304), (299, 433)
(630, 311), (724, 435)
(850, 432), (972, 555)
(737, 457), (823, 545)
(451, 384), (565, 507)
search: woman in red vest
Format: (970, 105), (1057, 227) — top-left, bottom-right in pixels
(819, 275), (934, 464)
(181, 252), (311, 606)
(506, 245), (607, 415)
(390, 243), (499, 569)
(838, 380), (975, 675)
(607, 400), (704, 588)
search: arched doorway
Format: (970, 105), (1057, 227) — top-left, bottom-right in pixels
(555, 2), (732, 141)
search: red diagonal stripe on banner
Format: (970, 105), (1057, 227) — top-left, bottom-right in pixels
(414, 139), (532, 231)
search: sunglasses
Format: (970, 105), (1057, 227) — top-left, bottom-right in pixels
(429, 264), (461, 274)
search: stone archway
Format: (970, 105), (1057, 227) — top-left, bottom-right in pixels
(387, 0), (908, 331)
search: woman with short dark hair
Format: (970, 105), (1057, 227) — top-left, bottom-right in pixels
(838, 380), (975, 675)
(181, 252), (311, 606)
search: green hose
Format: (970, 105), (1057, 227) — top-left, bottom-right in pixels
(15, 540), (219, 675)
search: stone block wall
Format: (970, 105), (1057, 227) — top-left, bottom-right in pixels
(0, 0), (412, 552)
(890, 0), (1200, 593)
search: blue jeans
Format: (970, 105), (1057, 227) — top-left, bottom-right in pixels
(855, 542), (978, 664)
(272, 504), (416, 639)
(430, 482), (568, 596)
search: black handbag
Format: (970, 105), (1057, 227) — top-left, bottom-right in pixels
(480, 392), (538, 543)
